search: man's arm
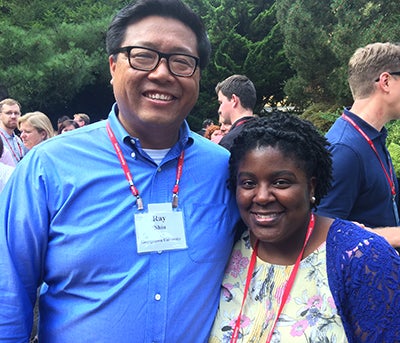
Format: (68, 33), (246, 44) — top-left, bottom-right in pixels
(0, 153), (48, 341)
(365, 226), (400, 248)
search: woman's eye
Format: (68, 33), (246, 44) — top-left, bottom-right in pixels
(239, 179), (255, 188)
(274, 179), (291, 188)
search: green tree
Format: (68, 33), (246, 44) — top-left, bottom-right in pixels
(330, 0), (400, 106)
(0, 0), (290, 129)
(276, 0), (339, 109)
(186, 0), (291, 127)
(0, 0), (124, 122)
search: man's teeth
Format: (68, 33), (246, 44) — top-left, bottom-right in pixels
(147, 93), (172, 100)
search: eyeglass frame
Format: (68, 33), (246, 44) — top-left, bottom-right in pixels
(375, 71), (400, 82)
(111, 46), (200, 77)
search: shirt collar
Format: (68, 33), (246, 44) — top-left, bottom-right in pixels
(343, 107), (387, 140)
(0, 127), (15, 138)
(108, 103), (193, 153)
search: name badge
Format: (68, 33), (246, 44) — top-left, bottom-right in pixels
(134, 203), (187, 253)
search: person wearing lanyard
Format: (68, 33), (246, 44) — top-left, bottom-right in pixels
(0, 98), (27, 166)
(209, 113), (400, 343)
(317, 42), (400, 249)
(0, 1), (239, 342)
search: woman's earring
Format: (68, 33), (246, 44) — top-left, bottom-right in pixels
(311, 196), (316, 204)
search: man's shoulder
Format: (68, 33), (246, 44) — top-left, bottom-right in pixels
(34, 121), (108, 155)
(326, 118), (365, 147)
(219, 117), (255, 150)
(191, 133), (230, 157)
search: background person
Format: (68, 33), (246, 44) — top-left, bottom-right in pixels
(73, 112), (91, 127)
(0, 1), (238, 342)
(216, 74), (256, 150)
(209, 113), (400, 342)
(18, 111), (55, 150)
(58, 119), (80, 134)
(0, 98), (27, 165)
(218, 113), (232, 136)
(197, 118), (214, 136)
(317, 42), (400, 249)
(204, 124), (223, 143)
(0, 144), (15, 167)
(57, 115), (71, 132)
(0, 139), (14, 193)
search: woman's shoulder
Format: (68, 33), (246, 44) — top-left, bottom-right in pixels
(326, 217), (400, 271)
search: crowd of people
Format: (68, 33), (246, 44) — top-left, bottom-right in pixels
(0, 0), (400, 342)
(0, 98), (90, 175)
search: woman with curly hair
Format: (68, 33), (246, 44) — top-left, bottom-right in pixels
(209, 112), (400, 342)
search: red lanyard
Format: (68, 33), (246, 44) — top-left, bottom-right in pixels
(341, 113), (396, 197)
(0, 130), (23, 162)
(106, 122), (184, 210)
(230, 213), (315, 343)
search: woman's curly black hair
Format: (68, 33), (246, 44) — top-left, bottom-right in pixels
(228, 112), (333, 208)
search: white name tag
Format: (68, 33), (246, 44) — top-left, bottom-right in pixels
(134, 203), (187, 253)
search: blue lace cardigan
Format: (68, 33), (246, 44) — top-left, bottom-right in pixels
(327, 218), (400, 342)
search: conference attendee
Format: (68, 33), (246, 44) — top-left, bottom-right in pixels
(18, 111), (55, 150)
(0, 98), (27, 165)
(216, 74), (256, 150)
(218, 114), (232, 137)
(204, 124), (223, 144)
(0, 1), (238, 342)
(210, 113), (400, 342)
(197, 118), (214, 136)
(317, 42), (400, 249)
(58, 119), (80, 134)
(0, 139), (14, 193)
(73, 112), (91, 127)
(0, 145), (15, 167)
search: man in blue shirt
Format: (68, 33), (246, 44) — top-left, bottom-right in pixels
(0, 1), (239, 342)
(317, 42), (400, 248)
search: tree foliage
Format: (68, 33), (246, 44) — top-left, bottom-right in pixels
(0, 0), (290, 128)
(0, 0), (124, 122)
(276, 0), (400, 110)
(185, 0), (291, 127)
(276, 0), (340, 108)
(3, 0), (399, 131)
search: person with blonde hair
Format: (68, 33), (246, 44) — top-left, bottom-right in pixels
(317, 42), (400, 249)
(18, 111), (54, 150)
(73, 112), (90, 127)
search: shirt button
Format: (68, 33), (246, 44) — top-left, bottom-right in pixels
(131, 152), (136, 158)
(155, 293), (161, 301)
(130, 139), (136, 145)
(157, 167), (162, 172)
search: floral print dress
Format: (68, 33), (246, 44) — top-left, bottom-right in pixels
(209, 233), (348, 343)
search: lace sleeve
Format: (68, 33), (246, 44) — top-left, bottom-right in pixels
(327, 219), (400, 342)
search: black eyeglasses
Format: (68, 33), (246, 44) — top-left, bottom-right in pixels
(112, 46), (199, 77)
(375, 71), (400, 82)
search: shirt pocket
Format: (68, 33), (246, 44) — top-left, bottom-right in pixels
(184, 203), (234, 263)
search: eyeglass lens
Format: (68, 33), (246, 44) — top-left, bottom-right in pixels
(128, 47), (197, 76)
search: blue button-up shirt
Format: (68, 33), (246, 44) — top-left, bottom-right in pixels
(0, 105), (239, 342)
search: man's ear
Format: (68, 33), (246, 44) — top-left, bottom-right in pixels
(231, 94), (240, 108)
